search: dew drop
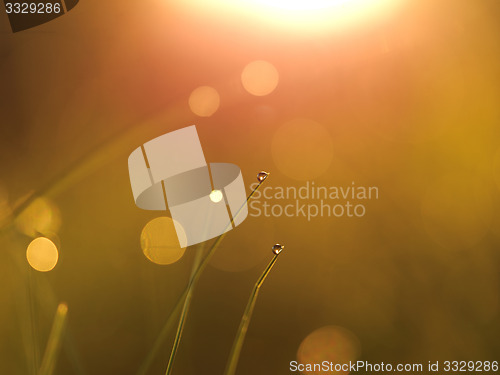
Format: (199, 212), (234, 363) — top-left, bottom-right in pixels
(272, 244), (284, 255)
(257, 171), (270, 182)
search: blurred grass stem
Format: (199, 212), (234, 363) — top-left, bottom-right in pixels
(38, 303), (68, 375)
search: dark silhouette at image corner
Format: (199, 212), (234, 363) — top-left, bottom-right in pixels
(4, 0), (79, 33)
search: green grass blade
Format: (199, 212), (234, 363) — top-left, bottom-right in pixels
(224, 246), (284, 375)
(137, 177), (267, 375)
(38, 303), (68, 375)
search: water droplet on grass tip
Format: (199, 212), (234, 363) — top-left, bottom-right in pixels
(257, 171), (269, 182)
(272, 244), (284, 255)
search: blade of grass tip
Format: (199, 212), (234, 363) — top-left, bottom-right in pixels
(224, 244), (285, 375)
(38, 303), (68, 375)
(137, 172), (269, 375)
(26, 262), (88, 375)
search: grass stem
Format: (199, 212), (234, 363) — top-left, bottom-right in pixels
(137, 177), (267, 375)
(164, 245), (203, 375)
(38, 303), (68, 375)
(223, 248), (283, 375)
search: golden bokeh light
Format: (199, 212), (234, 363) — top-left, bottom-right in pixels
(297, 326), (361, 374)
(188, 86), (220, 117)
(272, 118), (334, 180)
(209, 189), (223, 203)
(421, 174), (493, 251)
(140, 217), (187, 265)
(241, 60), (279, 96)
(15, 197), (61, 238)
(26, 237), (59, 272)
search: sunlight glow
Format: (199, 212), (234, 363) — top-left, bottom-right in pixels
(255, 0), (351, 11)
(175, 0), (400, 33)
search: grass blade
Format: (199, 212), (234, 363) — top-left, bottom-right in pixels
(38, 303), (68, 375)
(163, 245), (203, 375)
(224, 245), (284, 375)
(137, 175), (268, 375)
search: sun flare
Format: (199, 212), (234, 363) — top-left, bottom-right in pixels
(175, 0), (400, 33)
(254, 0), (351, 11)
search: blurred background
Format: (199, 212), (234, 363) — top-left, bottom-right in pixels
(1, 0), (500, 374)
